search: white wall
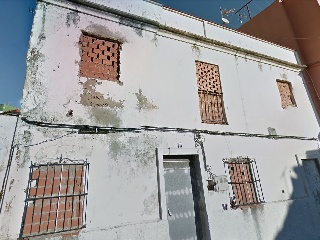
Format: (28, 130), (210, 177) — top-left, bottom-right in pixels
(1, 0), (320, 239)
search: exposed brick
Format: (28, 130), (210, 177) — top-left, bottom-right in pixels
(47, 220), (55, 231)
(31, 223), (40, 233)
(32, 170), (39, 180)
(23, 224), (32, 235)
(79, 33), (120, 81)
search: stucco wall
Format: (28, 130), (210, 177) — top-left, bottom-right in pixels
(0, 115), (18, 202)
(1, 0), (320, 239)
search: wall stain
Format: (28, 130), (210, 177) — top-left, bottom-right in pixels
(143, 190), (158, 215)
(86, 23), (128, 43)
(258, 62), (263, 72)
(4, 198), (13, 213)
(80, 79), (124, 108)
(151, 33), (158, 47)
(135, 88), (158, 111)
(66, 11), (80, 27)
(280, 73), (288, 80)
(8, 179), (14, 192)
(119, 17), (145, 37)
(191, 44), (201, 59)
(17, 130), (32, 168)
(91, 108), (122, 127)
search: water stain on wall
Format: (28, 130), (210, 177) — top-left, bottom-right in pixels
(86, 23), (128, 43)
(91, 108), (122, 127)
(66, 11), (80, 27)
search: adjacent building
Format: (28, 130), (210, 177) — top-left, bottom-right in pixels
(239, 0), (320, 120)
(1, 0), (320, 239)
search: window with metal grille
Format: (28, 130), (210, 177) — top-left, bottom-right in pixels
(79, 33), (120, 82)
(276, 80), (296, 109)
(195, 61), (227, 124)
(223, 157), (264, 208)
(19, 162), (89, 239)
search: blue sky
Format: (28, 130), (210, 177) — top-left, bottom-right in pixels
(0, 0), (35, 108)
(0, 0), (271, 108)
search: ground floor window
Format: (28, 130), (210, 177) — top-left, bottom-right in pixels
(20, 162), (89, 239)
(223, 157), (264, 208)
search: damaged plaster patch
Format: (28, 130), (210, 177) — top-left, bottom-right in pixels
(80, 79), (124, 108)
(66, 11), (80, 27)
(91, 108), (121, 127)
(135, 88), (158, 111)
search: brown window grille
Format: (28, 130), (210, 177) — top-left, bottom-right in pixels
(195, 61), (227, 124)
(79, 33), (120, 82)
(276, 80), (296, 109)
(223, 157), (264, 208)
(19, 161), (89, 239)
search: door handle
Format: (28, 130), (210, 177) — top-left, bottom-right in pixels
(168, 208), (173, 217)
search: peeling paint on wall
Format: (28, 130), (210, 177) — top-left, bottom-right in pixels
(80, 79), (124, 108)
(134, 88), (158, 111)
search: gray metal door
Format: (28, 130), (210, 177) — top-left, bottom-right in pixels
(302, 159), (320, 205)
(163, 157), (201, 240)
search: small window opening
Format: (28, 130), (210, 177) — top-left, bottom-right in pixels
(223, 157), (264, 208)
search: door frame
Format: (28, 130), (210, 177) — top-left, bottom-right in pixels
(156, 148), (209, 221)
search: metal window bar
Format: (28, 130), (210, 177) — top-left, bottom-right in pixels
(19, 162), (89, 239)
(223, 157), (264, 207)
(198, 90), (227, 125)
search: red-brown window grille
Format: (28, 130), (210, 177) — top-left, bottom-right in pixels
(276, 80), (296, 109)
(19, 162), (89, 239)
(79, 33), (120, 82)
(195, 61), (227, 124)
(223, 157), (264, 207)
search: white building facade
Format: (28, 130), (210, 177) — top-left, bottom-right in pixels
(1, 0), (320, 239)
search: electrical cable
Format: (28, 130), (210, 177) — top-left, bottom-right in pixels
(20, 117), (318, 142)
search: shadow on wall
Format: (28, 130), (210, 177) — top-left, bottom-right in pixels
(276, 149), (320, 240)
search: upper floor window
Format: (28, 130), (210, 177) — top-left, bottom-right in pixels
(195, 61), (227, 124)
(79, 33), (120, 82)
(276, 80), (296, 109)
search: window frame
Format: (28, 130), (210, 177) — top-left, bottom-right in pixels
(276, 79), (297, 109)
(195, 60), (228, 125)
